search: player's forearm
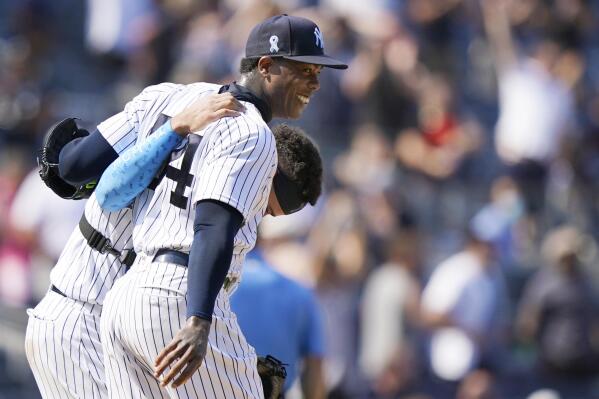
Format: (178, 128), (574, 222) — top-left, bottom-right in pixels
(58, 129), (119, 186)
(95, 120), (183, 211)
(186, 200), (243, 320)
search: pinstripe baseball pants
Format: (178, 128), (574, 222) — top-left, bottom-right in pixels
(101, 257), (264, 399)
(25, 290), (106, 398)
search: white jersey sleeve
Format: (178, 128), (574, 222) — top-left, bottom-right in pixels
(192, 117), (277, 221)
(97, 83), (181, 154)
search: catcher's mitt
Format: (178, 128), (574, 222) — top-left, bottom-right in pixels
(257, 355), (287, 399)
(38, 118), (95, 200)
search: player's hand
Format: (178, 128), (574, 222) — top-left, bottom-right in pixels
(171, 92), (245, 136)
(153, 316), (211, 388)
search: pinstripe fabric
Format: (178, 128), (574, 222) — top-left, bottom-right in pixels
(100, 82), (276, 398)
(47, 82), (203, 305)
(101, 258), (263, 399)
(49, 196), (133, 305)
(25, 290), (105, 398)
(131, 99), (277, 279)
(25, 82), (202, 398)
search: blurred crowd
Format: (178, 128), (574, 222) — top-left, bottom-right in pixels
(1, 0), (599, 398)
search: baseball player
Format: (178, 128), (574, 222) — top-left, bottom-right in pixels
(25, 92), (243, 399)
(95, 14), (346, 398)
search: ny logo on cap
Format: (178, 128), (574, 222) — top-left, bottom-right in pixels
(269, 35), (279, 53)
(314, 27), (324, 49)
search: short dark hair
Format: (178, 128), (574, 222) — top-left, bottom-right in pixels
(272, 124), (323, 206)
(239, 57), (260, 74)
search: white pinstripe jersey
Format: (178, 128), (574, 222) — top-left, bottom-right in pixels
(125, 82), (277, 279)
(49, 83), (193, 305)
(49, 195), (133, 305)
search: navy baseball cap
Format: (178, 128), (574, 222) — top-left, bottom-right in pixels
(245, 14), (348, 69)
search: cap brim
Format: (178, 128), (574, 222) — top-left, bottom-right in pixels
(282, 55), (348, 69)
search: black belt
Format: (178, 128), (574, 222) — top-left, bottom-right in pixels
(152, 249), (237, 290)
(51, 285), (67, 297)
(153, 249), (189, 267)
(79, 213), (137, 268)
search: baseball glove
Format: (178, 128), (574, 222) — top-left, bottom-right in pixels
(38, 118), (95, 199)
(257, 355), (287, 399)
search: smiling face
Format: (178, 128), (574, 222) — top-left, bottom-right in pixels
(261, 57), (322, 119)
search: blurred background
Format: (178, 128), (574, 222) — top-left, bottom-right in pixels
(1, 0), (599, 398)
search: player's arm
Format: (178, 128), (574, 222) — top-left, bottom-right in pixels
(58, 129), (119, 186)
(154, 122), (277, 388)
(57, 84), (170, 186)
(154, 200), (243, 388)
(94, 120), (183, 210)
(94, 93), (244, 210)
(38, 118), (105, 199)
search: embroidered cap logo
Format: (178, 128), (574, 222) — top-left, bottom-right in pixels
(314, 27), (324, 49)
(269, 35), (279, 53)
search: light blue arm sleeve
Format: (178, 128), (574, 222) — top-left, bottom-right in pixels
(95, 120), (183, 211)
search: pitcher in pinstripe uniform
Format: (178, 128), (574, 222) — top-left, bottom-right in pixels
(24, 92), (243, 399)
(95, 14), (346, 398)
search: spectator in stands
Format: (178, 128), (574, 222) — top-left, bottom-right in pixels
(481, 0), (582, 216)
(309, 190), (370, 396)
(420, 224), (504, 397)
(395, 72), (482, 180)
(359, 229), (423, 397)
(516, 225), (599, 398)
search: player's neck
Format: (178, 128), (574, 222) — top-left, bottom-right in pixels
(237, 75), (269, 108)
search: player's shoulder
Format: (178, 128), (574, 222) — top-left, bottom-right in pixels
(175, 82), (221, 106)
(137, 82), (183, 98)
(208, 112), (274, 148)
(184, 82), (221, 94)
(228, 107), (273, 137)
(134, 82), (216, 120)
(135, 82), (218, 103)
(237, 102), (271, 130)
